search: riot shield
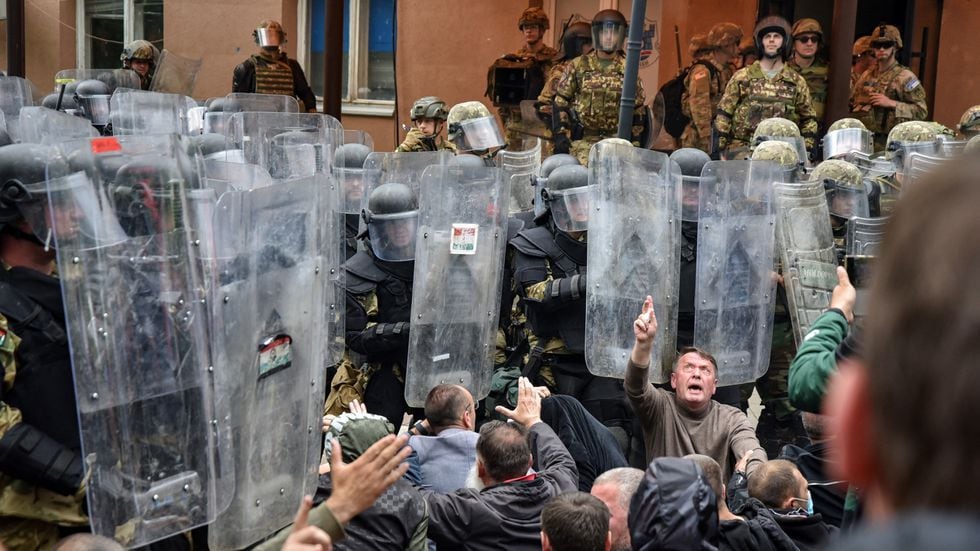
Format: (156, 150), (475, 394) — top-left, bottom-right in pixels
(219, 92), (301, 114)
(150, 49), (203, 95)
(846, 151), (895, 179)
(49, 136), (229, 547)
(343, 129), (375, 150)
(110, 89), (197, 135)
(202, 159), (274, 191)
(204, 176), (330, 550)
(905, 151), (950, 188)
(0, 76), (34, 118)
(16, 106), (97, 144)
(585, 143), (681, 381)
(54, 68), (141, 91)
(822, 128), (873, 160)
(845, 216), (889, 256)
(362, 150), (454, 198)
(497, 138), (542, 214)
(775, 181), (839, 346)
(405, 165), (509, 406)
(223, 112), (343, 178)
(693, 161), (780, 386)
(517, 99), (550, 140)
(643, 92), (667, 150)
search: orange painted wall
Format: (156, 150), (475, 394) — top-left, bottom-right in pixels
(933, 0), (980, 128)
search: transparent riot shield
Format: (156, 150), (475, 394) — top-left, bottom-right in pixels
(693, 161), (780, 386)
(220, 92), (301, 114)
(405, 165), (509, 406)
(16, 106), (97, 144)
(223, 112), (343, 178)
(846, 151), (895, 178)
(150, 50), (203, 96)
(518, 100), (550, 140)
(823, 128), (873, 160)
(905, 151), (950, 188)
(363, 150), (454, 198)
(204, 177), (330, 550)
(0, 76), (35, 118)
(343, 129), (375, 150)
(775, 181), (839, 346)
(48, 137), (229, 547)
(54, 68), (141, 91)
(845, 216), (889, 256)
(585, 143), (681, 381)
(497, 138), (541, 214)
(202, 159), (274, 191)
(110, 89), (197, 135)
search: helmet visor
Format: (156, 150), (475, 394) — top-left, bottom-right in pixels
(21, 172), (127, 250)
(549, 185), (592, 232)
(823, 128), (873, 160)
(680, 175), (702, 222)
(368, 210), (418, 261)
(332, 166), (379, 214)
(256, 27), (283, 47)
(452, 117), (505, 152)
(825, 184), (870, 220)
(592, 22), (626, 53)
(77, 95), (111, 126)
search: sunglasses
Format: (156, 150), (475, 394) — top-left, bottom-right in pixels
(871, 41), (895, 49)
(796, 35), (819, 44)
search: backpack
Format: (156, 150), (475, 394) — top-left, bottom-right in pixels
(659, 60), (721, 139)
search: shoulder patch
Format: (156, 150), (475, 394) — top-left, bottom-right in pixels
(905, 77), (921, 91)
(803, 329), (820, 342)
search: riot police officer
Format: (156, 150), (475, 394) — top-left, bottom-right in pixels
(121, 39), (160, 90)
(332, 143), (374, 260)
(232, 20), (317, 112)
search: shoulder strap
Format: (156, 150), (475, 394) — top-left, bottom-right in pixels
(510, 226), (578, 276)
(0, 281), (66, 344)
(342, 251), (386, 294)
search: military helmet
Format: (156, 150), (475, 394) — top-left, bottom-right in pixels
(707, 22), (743, 49)
(518, 7), (549, 31)
(754, 15), (793, 59)
(322, 412), (395, 463)
(870, 23), (902, 49)
(120, 39), (160, 64)
(541, 164), (590, 232)
(827, 118), (867, 133)
(0, 144), (70, 236)
(965, 134), (980, 154)
(410, 96), (448, 122)
(812, 159), (863, 190)
(449, 153), (488, 169)
(254, 20), (287, 47)
(927, 121), (955, 138)
(362, 182), (419, 262)
(751, 140), (800, 170)
(815, 160), (868, 220)
(189, 133), (238, 158)
(670, 148), (711, 178)
(591, 9), (628, 54)
(753, 117), (801, 142)
(852, 36), (873, 57)
(0, 129), (10, 148)
(791, 18), (823, 39)
(446, 101), (504, 152)
(689, 33), (711, 57)
(958, 106), (980, 137)
(886, 121), (941, 166)
(562, 21), (593, 59)
(539, 153), (579, 178)
(333, 143), (372, 169)
(365, 182), (417, 218)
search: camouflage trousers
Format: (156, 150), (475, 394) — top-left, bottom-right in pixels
(570, 137), (601, 166)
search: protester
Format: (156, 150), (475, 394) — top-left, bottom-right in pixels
(540, 492), (612, 551)
(590, 468), (644, 551)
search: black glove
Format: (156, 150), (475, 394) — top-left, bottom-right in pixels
(553, 134), (572, 155)
(0, 423), (83, 495)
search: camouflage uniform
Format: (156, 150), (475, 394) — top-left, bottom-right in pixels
(553, 51), (646, 165)
(395, 128), (456, 153)
(812, 159), (865, 251)
(499, 45), (559, 149)
(680, 42), (727, 153)
(714, 61), (819, 154)
(789, 57), (829, 129)
(850, 36), (873, 90)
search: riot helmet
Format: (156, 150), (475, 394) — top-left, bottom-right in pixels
(957, 105), (980, 138)
(253, 20), (287, 48)
(539, 153), (580, 178)
(74, 79), (112, 127)
(0, 143), (75, 246)
(541, 164), (590, 232)
(447, 101), (505, 154)
(670, 148), (711, 221)
(269, 130), (319, 179)
(813, 159), (869, 221)
(322, 412), (395, 463)
(190, 133), (243, 163)
(449, 153), (489, 169)
(828, 118), (867, 133)
(754, 15), (793, 60)
(362, 182), (418, 262)
(751, 140), (801, 181)
(562, 22), (593, 60)
(824, 118), (873, 160)
(885, 121), (940, 170)
(591, 10), (627, 54)
(752, 117), (807, 162)
(333, 143), (374, 213)
(113, 155), (184, 237)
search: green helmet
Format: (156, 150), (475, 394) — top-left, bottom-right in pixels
(811, 159), (863, 190)
(753, 117), (801, 144)
(120, 39), (160, 65)
(410, 96), (449, 121)
(322, 412), (395, 463)
(827, 118), (867, 133)
(754, 15), (793, 59)
(751, 140), (800, 169)
(926, 121), (955, 138)
(886, 121), (939, 158)
(958, 105), (980, 137)
(446, 101), (504, 152)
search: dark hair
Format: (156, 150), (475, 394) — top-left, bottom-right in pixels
(424, 384), (471, 430)
(541, 492), (611, 551)
(476, 421), (531, 482)
(866, 155), (980, 513)
(747, 459), (803, 509)
(685, 454), (724, 503)
(673, 346), (718, 374)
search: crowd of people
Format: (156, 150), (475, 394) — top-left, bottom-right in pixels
(0, 5), (978, 551)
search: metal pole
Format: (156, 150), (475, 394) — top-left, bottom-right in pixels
(825, 0), (858, 125)
(617, 0), (646, 141)
(6, 0), (26, 77)
(322, 0), (344, 119)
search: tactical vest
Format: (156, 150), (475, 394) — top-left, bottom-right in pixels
(730, 67), (807, 135)
(0, 270), (79, 451)
(510, 225), (587, 352)
(575, 57), (627, 134)
(253, 55), (295, 97)
(344, 214), (360, 261)
(343, 250), (414, 326)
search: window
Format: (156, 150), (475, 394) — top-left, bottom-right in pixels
(77, 0), (164, 69)
(303, 0), (395, 113)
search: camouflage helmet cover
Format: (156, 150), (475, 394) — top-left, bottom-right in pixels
(447, 101), (493, 126)
(827, 118), (867, 133)
(751, 140), (800, 168)
(410, 96), (449, 121)
(120, 39), (160, 64)
(689, 33), (711, 57)
(519, 7), (549, 30)
(753, 117), (802, 143)
(927, 121), (955, 138)
(322, 412), (395, 463)
(707, 22), (743, 48)
(957, 105), (980, 135)
(811, 159), (863, 190)
(870, 23), (903, 49)
(792, 18), (823, 39)
(852, 36), (873, 57)
(754, 15), (793, 58)
(887, 120), (938, 147)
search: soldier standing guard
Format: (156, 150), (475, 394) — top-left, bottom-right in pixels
(232, 20), (318, 113)
(788, 18), (830, 133)
(850, 24), (928, 151)
(537, 21), (593, 158)
(680, 23), (742, 153)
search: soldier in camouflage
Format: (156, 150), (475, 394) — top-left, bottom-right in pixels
(714, 16), (818, 157)
(788, 18), (830, 132)
(957, 105), (980, 139)
(851, 36), (874, 90)
(446, 101), (506, 163)
(814, 159), (868, 254)
(537, 21), (593, 158)
(680, 23), (742, 153)
(120, 39), (159, 90)
(232, 20), (317, 112)
(850, 24), (928, 151)
(395, 96), (456, 153)
(494, 8), (559, 150)
(553, 10), (646, 165)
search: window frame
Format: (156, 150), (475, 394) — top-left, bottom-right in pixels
(75, 0), (164, 69)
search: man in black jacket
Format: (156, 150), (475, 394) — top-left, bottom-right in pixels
(421, 377), (578, 550)
(232, 20), (317, 112)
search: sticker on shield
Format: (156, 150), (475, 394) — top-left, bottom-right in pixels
(450, 223), (479, 255)
(257, 334), (293, 378)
